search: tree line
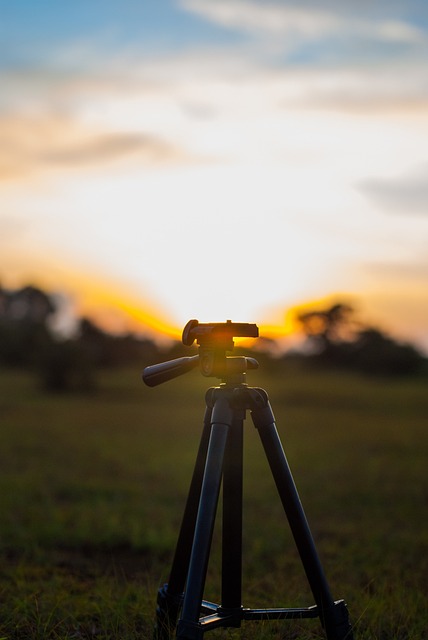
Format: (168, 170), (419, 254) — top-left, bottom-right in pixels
(0, 284), (174, 392)
(0, 285), (426, 392)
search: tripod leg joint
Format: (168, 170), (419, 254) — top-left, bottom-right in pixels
(323, 599), (354, 640)
(176, 618), (204, 640)
(239, 387), (276, 430)
(177, 606), (243, 640)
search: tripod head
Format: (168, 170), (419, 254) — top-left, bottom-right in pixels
(142, 319), (259, 387)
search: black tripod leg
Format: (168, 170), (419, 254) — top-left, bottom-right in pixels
(251, 398), (353, 640)
(154, 408), (212, 640)
(177, 395), (234, 640)
(221, 416), (244, 616)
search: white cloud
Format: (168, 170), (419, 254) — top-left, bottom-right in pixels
(0, 113), (199, 182)
(180, 0), (342, 38)
(360, 165), (428, 216)
(180, 0), (426, 47)
(375, 19), (425, 44)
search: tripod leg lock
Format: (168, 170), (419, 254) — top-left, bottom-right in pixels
(232, 387), (277, 430)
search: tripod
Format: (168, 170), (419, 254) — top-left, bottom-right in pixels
(143, 320), (353, 640)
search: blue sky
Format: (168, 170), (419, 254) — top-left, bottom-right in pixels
(0, 1), (237, 64)
(2, 1), (427, 67)
(1, 1), (428, 349)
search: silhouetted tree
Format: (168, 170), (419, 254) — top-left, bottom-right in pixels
(298, 303), (355, 351)
(297, 302), (425, 376)
(0, 285), (55, 366)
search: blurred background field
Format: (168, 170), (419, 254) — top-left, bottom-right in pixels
(0, 362), (426, 639)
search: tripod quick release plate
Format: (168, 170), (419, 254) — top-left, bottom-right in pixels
(182, 319), (259, 349)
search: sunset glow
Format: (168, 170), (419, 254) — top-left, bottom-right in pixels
(1, 1), (428, 353)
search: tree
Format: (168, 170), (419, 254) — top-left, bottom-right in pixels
(0, 285), (55, 366)
(297, 302), (425, 376)
(298, 303), (355, 351)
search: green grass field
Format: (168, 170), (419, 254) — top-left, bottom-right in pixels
(0, 362), (427, 639)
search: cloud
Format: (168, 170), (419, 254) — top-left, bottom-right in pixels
(285, 64), (428, 113)
(180, 0), (426, 47)
(2, 3), (427, 150)
(39, 131), (189, 167)
(0, 113), (199, 181)
(360, 165), (428, 215)
(375, 20), (425, 44)
(180, 0), (342, 39)
(365, 260), (428, 280)
(1, 4), (427, 188)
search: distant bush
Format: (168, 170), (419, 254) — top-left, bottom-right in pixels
(349, 328), (424, 376)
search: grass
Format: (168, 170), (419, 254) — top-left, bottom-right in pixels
(0, 362), (427, 639)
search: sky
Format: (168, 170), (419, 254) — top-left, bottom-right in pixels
(1, 0), (428, 351)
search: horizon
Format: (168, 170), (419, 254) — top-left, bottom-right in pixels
(2, 276), (427, 358)
(2, 1), (428, 354)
